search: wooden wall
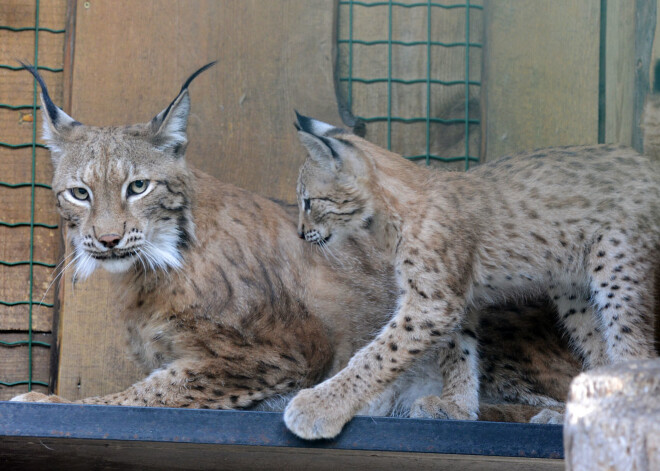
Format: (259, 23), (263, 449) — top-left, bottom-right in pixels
(1, 0), (657, 400)
(482, 0), (655, 159)
(0, 0), (67, 400)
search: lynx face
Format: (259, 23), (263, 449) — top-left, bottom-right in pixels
(295, 114), (373, 247)
(24, 62), (212, 280)
(52, 127), (193, 279)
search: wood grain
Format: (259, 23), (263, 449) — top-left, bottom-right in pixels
(482, 0), (601, 160)
(0, 0), (66, 393)
(0, 333), (51, 400)
(602, 0), (635, 146)
(0, 438), (564, 471)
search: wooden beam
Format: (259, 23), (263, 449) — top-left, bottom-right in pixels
(0, 403), (564, 470)
(601, 0), (636, 146)
(632, 0), (657, 151)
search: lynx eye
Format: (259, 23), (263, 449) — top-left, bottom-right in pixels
(303, 198), (311, 212)
(70, 187), (89, 201)
(127, 179), (150, 197)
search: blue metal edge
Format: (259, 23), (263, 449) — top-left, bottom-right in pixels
(0, 401), (563, 459)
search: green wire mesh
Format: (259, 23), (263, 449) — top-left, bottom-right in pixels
(0, 0), (63, 391)
(337, 0), (481, 170)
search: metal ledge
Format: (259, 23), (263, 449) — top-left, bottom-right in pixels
(0, 402), (563, 470)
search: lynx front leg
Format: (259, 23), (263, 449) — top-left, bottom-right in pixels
(284, 291), (464, 440)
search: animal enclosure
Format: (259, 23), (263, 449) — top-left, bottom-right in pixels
(0, 1), (659, 467)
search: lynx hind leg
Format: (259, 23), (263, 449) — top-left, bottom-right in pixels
(478, 403), (564, 424)
(410, 314), (479, 421)
(588, 231), (657, 362)
(549, 283), (609, 370)
(80, 358), (296, 409)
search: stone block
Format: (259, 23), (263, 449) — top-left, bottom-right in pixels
(565, 359), (660, 470)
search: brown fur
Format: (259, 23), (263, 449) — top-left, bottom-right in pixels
(285, 112), (659, 439)
(14, 65), (578, 424)
(12, 65), (394, 409)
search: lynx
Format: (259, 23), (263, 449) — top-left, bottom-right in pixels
(284, 112), (659, 439)
(11, 63), (395, 409)
(13, 64), (576, 423)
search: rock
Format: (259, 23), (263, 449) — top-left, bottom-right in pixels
(564, 359), (660, 470)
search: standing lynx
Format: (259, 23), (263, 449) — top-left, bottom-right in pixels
(284, 113), (659, 439)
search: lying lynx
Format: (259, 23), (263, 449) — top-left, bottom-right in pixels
(13, 64), (577, 422)
(285, 113), (659, 439)
(11, 63), (397, 409)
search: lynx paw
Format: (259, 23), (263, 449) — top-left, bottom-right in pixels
(529, 408), (564, 425)
(410, 395), (478, 421)
(284, 386), (354, 440)
(10, 392), (69, 403)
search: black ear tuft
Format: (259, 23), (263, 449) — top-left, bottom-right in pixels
(19, 60), (82, 127)
(149, 62), (217, 156)
(179, 61), (217, 94)
(157, 61), (217, 124)
(295, 110), (316, 135)
(319, 136), (340, 159)
(293, 109), (302, 131)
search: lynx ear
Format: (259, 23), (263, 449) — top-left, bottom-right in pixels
(295, 111), (345, 171)
(150, 61), (216, 157)
(20, 62), (81, 165)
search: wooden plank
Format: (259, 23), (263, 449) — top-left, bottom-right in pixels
(337, 0), (483, 170)
(0, 0), (67, 31)
(0, 0), (66, 399)
(482, 0), (600, 161)
(56, 238), (145, 399)
(652, 4), (660, 350)
(0, 438), (564, 471)
(602, 0), (635, 146)
(0, 403), (565, 469)
(0, 260), (56, 332)
(650, 0), (660, 89)
(56, 0), (344, 399)
(632, 0), (657, 151)
(0, 333), (51, 400)
(0, 29), (65, 72)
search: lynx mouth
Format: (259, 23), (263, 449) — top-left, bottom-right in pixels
(304, 231), (332, 245)
(88, 249), (138, 261)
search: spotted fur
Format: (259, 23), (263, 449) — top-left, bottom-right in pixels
(285, 112), (659, 439)
(12, 65), (580, 424)
(12, 64), (401, 409)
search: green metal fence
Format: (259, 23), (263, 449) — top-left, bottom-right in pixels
(0, 0), (63, 393)
(336, 0), (481, 169)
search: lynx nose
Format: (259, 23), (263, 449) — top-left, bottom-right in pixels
(98, 233), (121, 249)
(298, 225), (305, 239)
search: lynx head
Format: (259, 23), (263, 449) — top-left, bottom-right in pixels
(295, 112), (374, 247)
(22, 62), (215, 280)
